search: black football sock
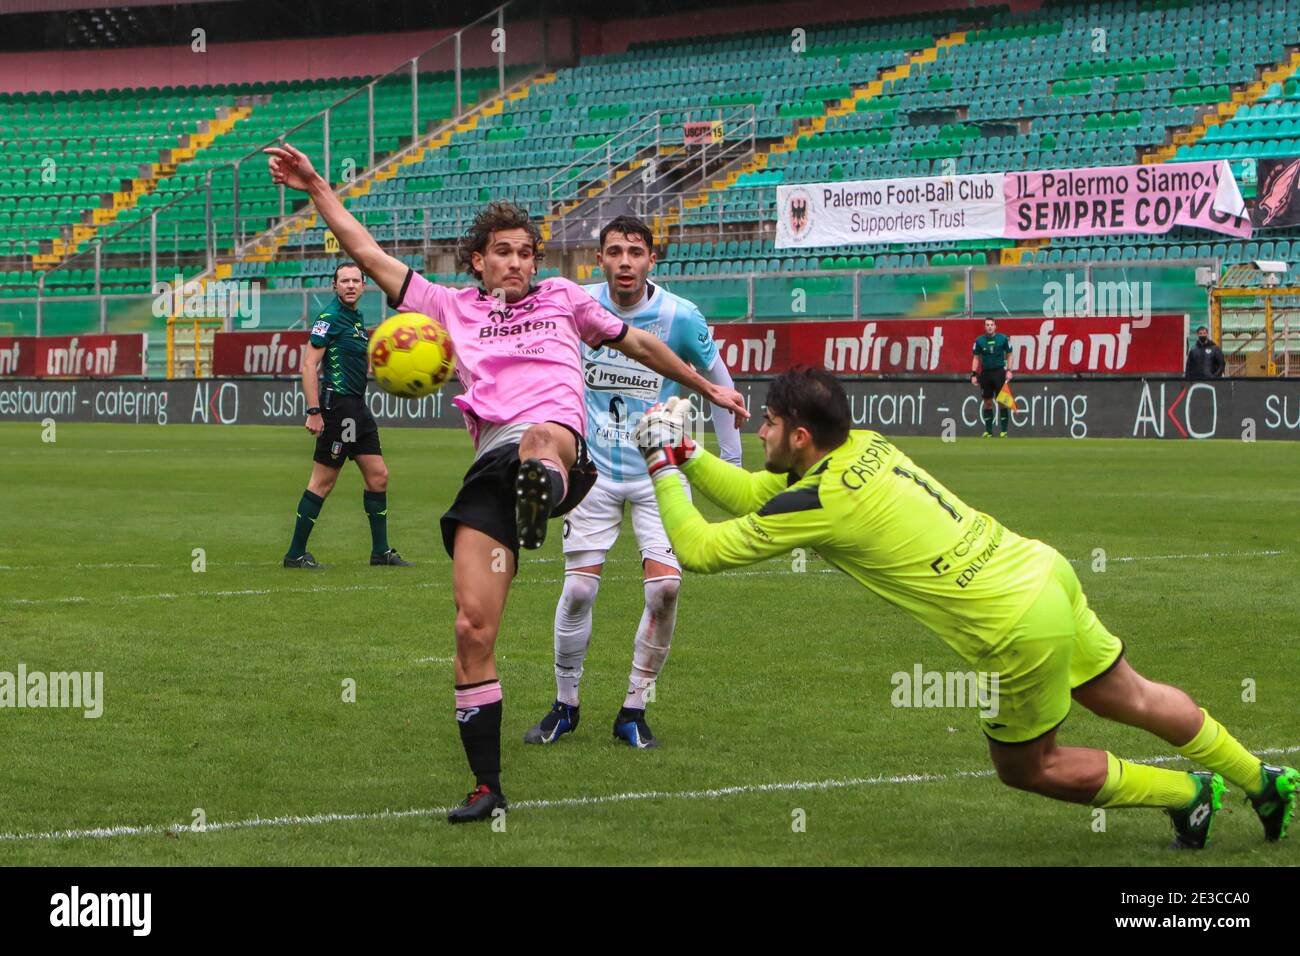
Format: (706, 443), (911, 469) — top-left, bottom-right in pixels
(455, 680), (503, 794)
(288, 490), (324, 558)
(547, 468), (564, 506)
(363, 489), (389, 555)
(981, 407), (995, 435)
(537, 458), (567, 514)
(999, 407), (1011, 433)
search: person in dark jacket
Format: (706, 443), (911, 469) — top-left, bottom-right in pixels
(1186, 326), (1226, 379)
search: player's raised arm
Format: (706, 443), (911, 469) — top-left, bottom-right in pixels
(264, 143), (409, 303)
(664, 300), (744, 465)
(695, 348), (744, 466)
(613, 325), (748, 425)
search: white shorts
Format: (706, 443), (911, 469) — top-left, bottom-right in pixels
(562, 474), (687, 572)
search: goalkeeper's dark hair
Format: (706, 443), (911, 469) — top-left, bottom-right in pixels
(767, 365), (851, 449)
(457, 200), (543, 279)
(599, 215), (654, 254)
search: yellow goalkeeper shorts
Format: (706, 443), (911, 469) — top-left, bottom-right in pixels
(976, 551), (1124, 745)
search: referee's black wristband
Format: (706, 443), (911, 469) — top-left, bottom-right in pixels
(306, 406), (321, 415)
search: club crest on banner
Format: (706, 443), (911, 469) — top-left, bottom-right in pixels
(785, 187), (813, 239)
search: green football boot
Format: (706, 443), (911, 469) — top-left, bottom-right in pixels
(1167, 771), (1225, 850)
(1249, 764), (1299, 842)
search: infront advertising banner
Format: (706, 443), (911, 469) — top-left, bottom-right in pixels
(776, 160), (1251, 248)
(0, 334), (147, 378)
(0, 337), (37, 377)
(210, 330), (312, 377)
(2, 377), (1298, 441)
(206, 316), (1185, 382)
(706, 315), (1187, 377)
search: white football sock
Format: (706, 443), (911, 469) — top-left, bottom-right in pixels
(624, 575), (680, 710)
(554, 571), (600, 706)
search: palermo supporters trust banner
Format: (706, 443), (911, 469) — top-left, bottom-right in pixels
(776, 174), (1005, 247)
(776, 160), (1250, 248)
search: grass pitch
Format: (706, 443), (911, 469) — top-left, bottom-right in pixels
(0, 421), (1297, 866)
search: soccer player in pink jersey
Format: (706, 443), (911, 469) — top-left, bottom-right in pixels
(266, 143), (747, 823)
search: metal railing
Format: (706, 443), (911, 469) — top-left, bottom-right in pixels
(24, 0), (555, 314)
(542, 104), (758, 250)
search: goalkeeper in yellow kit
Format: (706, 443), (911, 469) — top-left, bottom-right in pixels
(634, 366), (1296, 849)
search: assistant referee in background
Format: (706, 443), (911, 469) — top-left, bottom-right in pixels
(283, 262), (412, 569)
(971, 318), (1014, 438)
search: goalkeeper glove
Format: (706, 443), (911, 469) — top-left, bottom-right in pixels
(634, 397), (699, 478)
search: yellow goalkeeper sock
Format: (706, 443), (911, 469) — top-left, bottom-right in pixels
(1091, 752), (1198, 809)
(1176, 709), (1264, 796)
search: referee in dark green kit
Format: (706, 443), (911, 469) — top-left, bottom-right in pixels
(970, 317), (1014, 438)
(283, 262), (412, 569)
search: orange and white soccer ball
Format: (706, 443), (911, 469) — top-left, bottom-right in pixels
(368, 312), (455, 398)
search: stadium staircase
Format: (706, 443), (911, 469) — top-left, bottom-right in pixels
(1145, 48), (1300, 164)
(667, 31), (970, 234)
(34, 106), (250, 271)
(213, 70), (558, 282)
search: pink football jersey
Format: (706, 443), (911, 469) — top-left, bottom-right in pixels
(390, 270), (627, 447)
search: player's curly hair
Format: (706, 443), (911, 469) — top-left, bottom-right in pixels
(456, 200), (544, 280)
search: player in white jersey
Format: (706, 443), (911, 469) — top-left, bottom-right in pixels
(524, 215), (743, 749)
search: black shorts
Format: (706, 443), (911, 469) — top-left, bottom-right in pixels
(313, 391), (382, 467)
(978, 367), (1007, 400)
(440, 423), (598, 568)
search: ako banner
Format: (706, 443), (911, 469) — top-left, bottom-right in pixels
(211, 330), (311, 377)
(707, 315), (1187, 376)
(776, 160), (1250, 248)
(1, 377), (1298, 441)
(0, 334), (146, 378)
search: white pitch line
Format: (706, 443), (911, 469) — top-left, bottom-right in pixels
(0, 560), (274, 572)
(1097, 550), (1284, 564)
(0, 558), (558, 573)
(2, 745), (1296, 845)
(4, 580), (442, 607)
(0, 549), (1287, 608)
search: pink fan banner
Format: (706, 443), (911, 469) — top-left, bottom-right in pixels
(1004, 160), (1251, 239)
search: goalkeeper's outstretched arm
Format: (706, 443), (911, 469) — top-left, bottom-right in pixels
(265, 143), (409, 304)
(677, 447), (789, 517)
(635, 398), (830, 573)
(650, 465), (828, 574)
